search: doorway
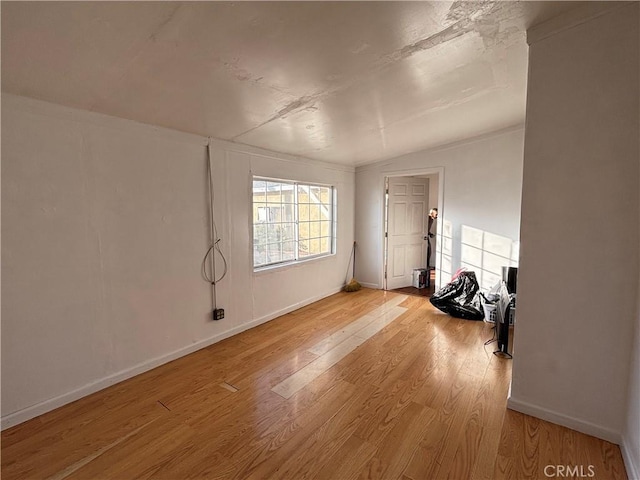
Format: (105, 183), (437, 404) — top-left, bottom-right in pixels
(383, 170), (442, 296)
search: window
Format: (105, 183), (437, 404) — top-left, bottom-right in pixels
(253, 177), (335, 268)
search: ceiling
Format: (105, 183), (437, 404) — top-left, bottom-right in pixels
(2, 1), (584, 166)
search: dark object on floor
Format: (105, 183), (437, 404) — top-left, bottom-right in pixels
(412, 268), (429, 289)
(430, 270), (484, 320)
(392, 269), (435, 298)
(502, 266), (518, 294)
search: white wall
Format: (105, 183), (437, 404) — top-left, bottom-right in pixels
(355, 126), (524, 291)
(623, 13), (640, 469)
(624, 299), (640, 480)
(510, 2), (639, 450)
(625, 131), (640, 478)
(1, 94), (354, 428)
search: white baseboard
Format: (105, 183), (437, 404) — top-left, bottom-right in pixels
(621, 436), (640, 480)
(507, 396), (621, 445)
(249, 286), (343, 326)
(359, 282), (380, 289)
(1, 286), (343, 430)
(1, 329), (245, 430)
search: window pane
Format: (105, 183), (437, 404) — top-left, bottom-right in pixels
(266, 243), (282, 264)
(253, 224), (267, 245)
(266, 205), (282, 222)
(309, 204), (320, 221)
(309, 238), (321, 255)
(282, 204), (295, 222)
(282, 184), (295, 204)
(282, 241), (296, 261)
(297, 184), (308, 200)
(298, 221), (310, 240)
(299, 239), (310, 257)
(307, 221), (321, 240)
(266, 182), (282, 203)
(298, 205), (309, 222)
(254, 245), (266, 266)
(320, 221), (331, 237)
(320, 238), (330, 253)
(267, 224), (281, 243)
(281, 224), (295, 242)
(319, 186), (332, 206)
(319, 204), (331, 222)
(253, 180), (267, 203)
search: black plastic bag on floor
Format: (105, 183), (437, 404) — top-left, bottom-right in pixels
(430, 270), (484, 320)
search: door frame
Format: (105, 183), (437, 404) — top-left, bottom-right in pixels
(382, 167), (445, 291)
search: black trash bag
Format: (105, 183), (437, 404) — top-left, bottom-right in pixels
(430, 271), (484, 320)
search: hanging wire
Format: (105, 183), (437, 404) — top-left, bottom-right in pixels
(201, 138), (228, 309)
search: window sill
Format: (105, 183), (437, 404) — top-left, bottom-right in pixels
(253, 253), (336, 276)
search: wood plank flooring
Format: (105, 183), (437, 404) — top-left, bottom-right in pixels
(1, 289), (628, 480)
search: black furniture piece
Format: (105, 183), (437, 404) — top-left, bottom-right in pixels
(494, 267), (518, 358)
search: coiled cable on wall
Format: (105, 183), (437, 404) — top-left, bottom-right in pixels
(201, 138), (228, 309)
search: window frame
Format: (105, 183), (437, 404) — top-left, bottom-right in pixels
(252, 176), (336, 270)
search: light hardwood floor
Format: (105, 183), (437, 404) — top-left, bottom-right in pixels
(1, 289), (627, 480)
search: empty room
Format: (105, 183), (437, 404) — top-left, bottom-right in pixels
(2, 2), (639, 479)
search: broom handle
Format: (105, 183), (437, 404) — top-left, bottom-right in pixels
(352, 241), (356, 278)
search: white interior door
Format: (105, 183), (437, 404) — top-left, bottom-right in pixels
(386, 177), (428, 289)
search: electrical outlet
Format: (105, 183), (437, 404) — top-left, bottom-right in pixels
(213, 308), (225, 320)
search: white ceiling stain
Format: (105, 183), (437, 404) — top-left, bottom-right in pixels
(1, 1), (586, 166)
